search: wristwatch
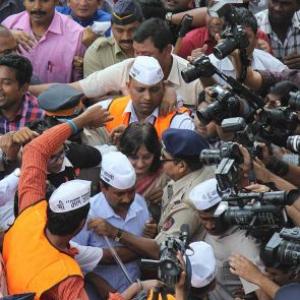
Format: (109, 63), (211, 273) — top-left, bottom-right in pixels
(114, 228), (123, 242)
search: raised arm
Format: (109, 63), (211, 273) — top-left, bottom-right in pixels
(18, 105), (112, 213)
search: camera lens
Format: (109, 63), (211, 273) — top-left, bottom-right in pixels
(213, 38), (237, 60)
(181, 66), (201, 83)
(287, 135), (300, 153)
(200, 149), (221, 164)
(289, 91), (300, 111)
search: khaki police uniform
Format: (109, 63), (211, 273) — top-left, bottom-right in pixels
(83, 36), (130, 77)
(156, 166), (215, 244)
(204, 227), (263, 300)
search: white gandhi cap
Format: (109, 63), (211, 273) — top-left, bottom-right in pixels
(189, 178), (221, 211)
(100, 151), (136, 190)
(129, 56), (164, 85)
(186, 241), (217, 288)
(49, 179), (91, 213)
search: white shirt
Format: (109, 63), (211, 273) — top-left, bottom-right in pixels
(73, 192), (150, 292)
(209, 48), (288, 85)
(70, 241), (103, 274)
(79, 54), (203, 106)
(0, 170), (19, 231)
(99, 99), (195, 130)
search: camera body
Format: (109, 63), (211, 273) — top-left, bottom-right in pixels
(214, 24), (249, 59)
(200, 142), (243, 165)
(197, 85), (241, 125)
(141, 225), (190, 291)
(264, 227), (300, 266)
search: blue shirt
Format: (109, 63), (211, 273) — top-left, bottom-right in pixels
(73, 192), (150, 292)
(55, 6), (111, 36)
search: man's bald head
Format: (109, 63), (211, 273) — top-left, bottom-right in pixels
(0, 26), (17, 56)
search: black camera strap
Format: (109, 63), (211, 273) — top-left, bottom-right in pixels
(238, 49), (251, 83)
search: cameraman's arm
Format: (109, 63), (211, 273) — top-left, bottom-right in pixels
(169, 7), (209, 28)
(118, 232), (160, 259)
(229, 254), (279, 299)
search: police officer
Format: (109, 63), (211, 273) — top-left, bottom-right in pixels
(87, 128), (215, 259)
(189, 178), (268, 300)
(156, 128), (215, 243)
(83, 0), (144, 77)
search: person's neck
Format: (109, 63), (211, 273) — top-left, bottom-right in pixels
(113, 207), (129, 220)
(135, 110), (151, 122)
(120, 45), (134, 57)
(270, 18), (292, 43)
(31, 18), (53, 39)
(45, 228), (71, 252)
(1, 99), (23, 121)
(173, 169), (191, 182)
(162, 55), (173, 79)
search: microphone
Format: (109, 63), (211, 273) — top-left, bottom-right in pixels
(180, 224), (190, 248)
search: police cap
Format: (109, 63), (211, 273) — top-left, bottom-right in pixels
(38, 84), (84, 117)
(112, 0), (144, 25)
(162, 128), (209, 158)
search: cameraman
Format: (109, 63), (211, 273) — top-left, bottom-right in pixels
(238, 146), (300, 226)
(189, 178), (271, 300)
(229, 254), (280, 299)
(229, 254), (300, 299)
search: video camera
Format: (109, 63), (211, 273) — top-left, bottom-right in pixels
(141, 225), (191, 291)
(264, 227), (300, 266)
(213, 190), (290, 241)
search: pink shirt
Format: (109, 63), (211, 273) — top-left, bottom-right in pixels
(2, 11), (85, 83)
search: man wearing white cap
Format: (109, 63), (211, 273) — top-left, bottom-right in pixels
(73, 151), (150, 293)
(2, 104), (112, 299)
(189, 178), (269, 300)
(183, 241), (217, 299)
(97, 55), (194, 138)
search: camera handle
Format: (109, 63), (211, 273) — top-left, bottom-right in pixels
(238, 48), (251, 83)
(213, 68), (265, 110)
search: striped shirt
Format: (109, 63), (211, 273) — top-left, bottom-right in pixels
(256, 9), (300, 60)
(0, 92), (44, 134)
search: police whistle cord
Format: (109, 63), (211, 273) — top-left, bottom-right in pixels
(104, 235), (134, 285)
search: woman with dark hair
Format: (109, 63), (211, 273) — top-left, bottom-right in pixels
(119, 123), (169, 222)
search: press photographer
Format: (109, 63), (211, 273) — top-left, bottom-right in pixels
(189, 178), (269, 300)
(228, 227), (300, 299)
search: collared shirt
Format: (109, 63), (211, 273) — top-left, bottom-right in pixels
(100, 99), (195, 130)
(84, 36), (129, 77)
(204, 227), (263, 300)
(256, 9), (300, 60)
(0, 0), (24, 23)
(156, 166), (215, 244)
(79, 54), (203, 106)
(0, 92), (44, 134)
(178, 27), (216, 59)
(73, 192), (150, 292)
(2, 11), (85, 83)
(209, 48), (288, 86)
(55, 6), (111, 36)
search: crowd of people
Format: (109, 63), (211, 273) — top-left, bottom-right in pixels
(0, 0), (300, 299)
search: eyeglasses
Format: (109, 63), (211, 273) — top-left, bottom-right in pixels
(160, 152), (177, 163)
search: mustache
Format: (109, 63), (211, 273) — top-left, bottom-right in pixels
(30, 10), (47, 15)
(119, 40), (133, 44)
